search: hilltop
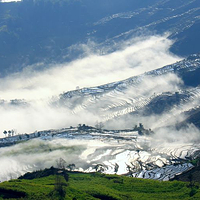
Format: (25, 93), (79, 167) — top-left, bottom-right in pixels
(0, 167), (200, 200)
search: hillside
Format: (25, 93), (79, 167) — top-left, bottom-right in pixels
(57, 54), (200, 129)
(0, 1), (200, 198)
(0, 167), (200, 200)
(0, 54), (200, 183)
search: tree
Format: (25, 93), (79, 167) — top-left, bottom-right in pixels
(99, 122), (104, 130)
(126, 165), (132, 173)
(139, 123), (144, 129)
(3, 130), (7, 137)
(114, 163), (119, 174)
(56, 158), (67, 169)
(133, 125), (138, 131)
(95, 121), (99, 129)
(54, 174), (66, 199)
(95, 121), (104, 132)
(67, 164), (76, 171)
(11, 130), (15, 136)
(8, 130), (11, 137)
(94, 164), (107, 173)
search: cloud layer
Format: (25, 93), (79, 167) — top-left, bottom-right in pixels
(0, 34), (182, 136)
(0, 34), (180, 100)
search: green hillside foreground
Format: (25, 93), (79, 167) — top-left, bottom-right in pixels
(0, 168), (200, 200)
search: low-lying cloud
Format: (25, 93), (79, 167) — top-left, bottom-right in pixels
(1, 33), (200, 184)
(0, 34), (180, 100)
(0, 34), (182, 137)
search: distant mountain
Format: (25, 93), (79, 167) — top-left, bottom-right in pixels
(0, 0), (199, 75)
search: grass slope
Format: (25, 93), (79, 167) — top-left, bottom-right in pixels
(0, 169), (200, 200)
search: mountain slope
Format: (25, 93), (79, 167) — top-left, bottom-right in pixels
(0, 168), (200, 200)
(57, 54), (200, 129)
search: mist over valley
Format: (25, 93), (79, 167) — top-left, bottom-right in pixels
(0, 0), (200, 195)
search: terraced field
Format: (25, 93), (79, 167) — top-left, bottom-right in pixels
(0, 127), (200, 182)
(58, 54), (200, 128)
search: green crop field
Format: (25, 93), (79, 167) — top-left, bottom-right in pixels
(0, 169), (200, 200)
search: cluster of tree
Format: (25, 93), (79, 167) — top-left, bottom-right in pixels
(76, 122), (104, 133)
(3, 130), (15, 137)
(54, 158), (78, 199)
(133, 123), (154, 136)
(56, 158), (76, 172)
(94, 163), (108, 173)
(95, 121), (104, 132)
(77, 124), (92, 131)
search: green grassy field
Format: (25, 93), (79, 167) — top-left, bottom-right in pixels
(0, 169), (200, 200)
